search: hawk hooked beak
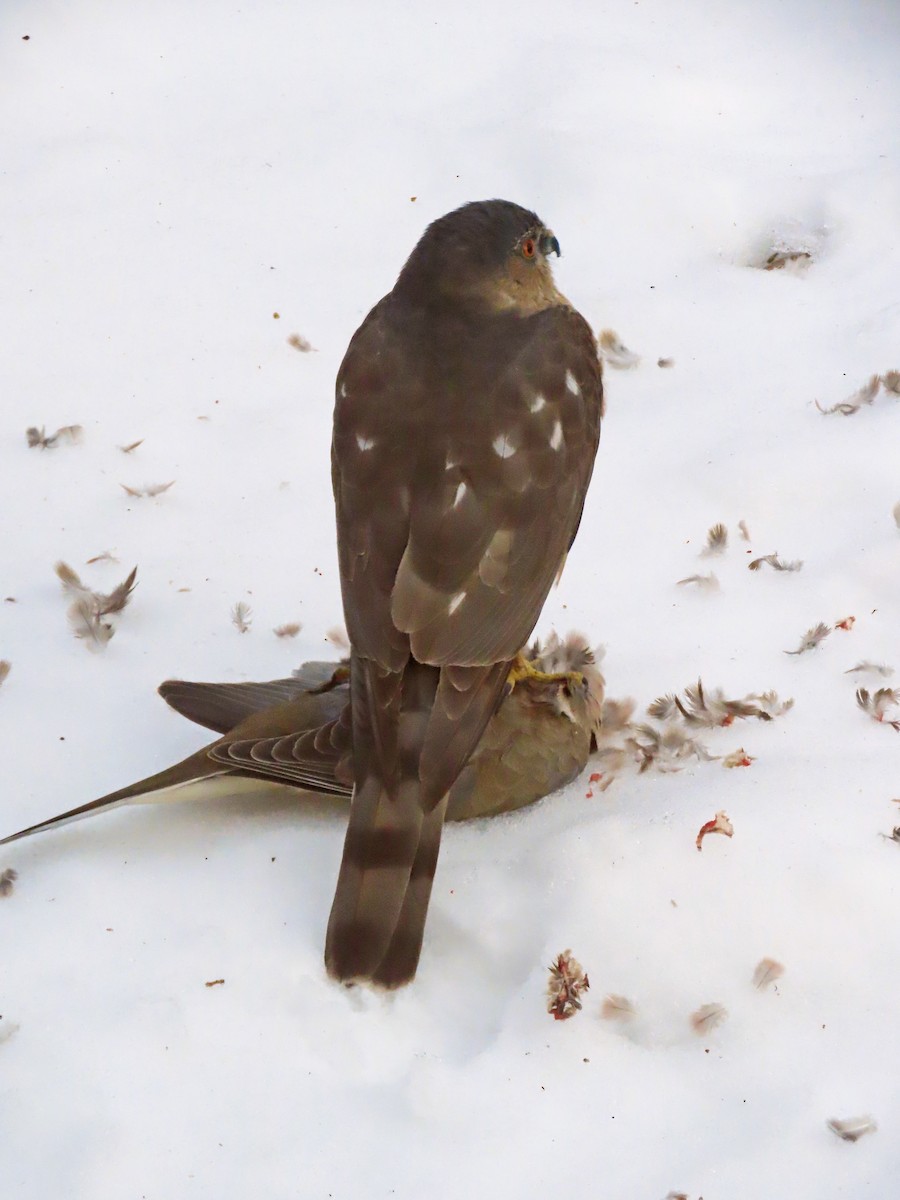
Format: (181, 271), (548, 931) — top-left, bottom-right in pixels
(541, 232), (561, 258)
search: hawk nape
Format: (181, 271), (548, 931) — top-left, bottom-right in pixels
(328, 199), (604, 987)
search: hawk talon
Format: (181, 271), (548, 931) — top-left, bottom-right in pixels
(308, 664), (351, 694)
(507, 651), (585, 694)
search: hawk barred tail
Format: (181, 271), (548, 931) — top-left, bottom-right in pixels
(326, 199), (603, 986)
(325, 654), (511, 986)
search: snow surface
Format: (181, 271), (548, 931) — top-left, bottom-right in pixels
(2, 1), (899, 1196)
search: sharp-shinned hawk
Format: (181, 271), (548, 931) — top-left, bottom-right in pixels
(327, 198), (603, 986)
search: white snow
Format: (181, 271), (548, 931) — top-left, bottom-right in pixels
(2, 2), (900, 1197)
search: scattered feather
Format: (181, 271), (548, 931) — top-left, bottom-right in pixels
(85, 550), (118, 565)
(722, 748), (754, 768)
(0, 867), (18, 897)
(696, 810), (734, 850)
(763, 247), (812, 270)
(647, 694), (679, 722)
(287, 333), (314, 352)
(205, 979), (225, 988)
(880, 370), (900, 395)
(827, 1116), (877, 1143)
(750, 690), (795, 719)
(273, 622), (302, 639)
(55, 561), (137, 646)
(325, 626), (350, 650)
(26, 423), (82, 449)
(648, 679), (793, 727)
(598, 328), (640, 369)
(547, 950), (590, 1021)
(756, 225), (824, 272)
(56, 562), (136, 616)
(589, 748), (630, 789)
(879, 826), (900, 845)
(597, 697), (635, 735)
(676, 573), (720, 591)
(0, 661), (10, 688)
(785, 622), (831, 656)
(856, 688), (900, 731)
(666, 1193), (689, 1200)
(121, 481), (175, 498)
(815, 374), (881, 416)
(629, 724), (716, 773)
(590, 694), (638, 789)
(834, 615), (855, 631)
(752, 958), (785, 990)
(657, 357), (674, 368)
(701, 523), (728, 557)
(690, 1002), (727, 1034)
(67, 597), (114, 645)
(845, 661), (894, 678)
(118, 439), (144, 454)
(601, 994), (636, 1022)
(893, 501), (900, 531)
(749, 552), (803, 572)
(231, 602), (252, 634)
(738, 520), (751, 541)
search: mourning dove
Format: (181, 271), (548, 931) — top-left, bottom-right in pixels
(0, 633), (603, 846)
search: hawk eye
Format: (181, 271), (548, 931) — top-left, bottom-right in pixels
(521, 237), (536, 259)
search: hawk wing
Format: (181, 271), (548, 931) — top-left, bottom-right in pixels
(390, 307), (602, 665)
(333, 302), (602, 671)
(327, 297), (602, 985)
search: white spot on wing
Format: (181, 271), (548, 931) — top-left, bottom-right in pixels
(452, 482), (467, 507)
(445, 454), (459, 470)
(492, 434), (516, 459)
(356, 434), (375, 451)
(550, 420), (564, 450)
(339, 382), (348, 398)
(566, 370), (580, 396)
(478, 528), (513, 586)
(448, 591), (466, 615)
(529, 393), (547, 413)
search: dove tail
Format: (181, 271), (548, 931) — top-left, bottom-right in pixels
(0, 749), (222, 846)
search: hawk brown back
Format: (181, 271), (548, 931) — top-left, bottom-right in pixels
(327, 199), (603, 987)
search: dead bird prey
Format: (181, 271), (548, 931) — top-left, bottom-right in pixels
(0, 635), (604, 844)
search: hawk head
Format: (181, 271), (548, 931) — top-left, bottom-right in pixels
(395, 199), (563, 316)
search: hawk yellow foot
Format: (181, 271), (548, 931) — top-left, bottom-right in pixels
(308, 664), (351, 694)
(507, 650), (585, 693)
